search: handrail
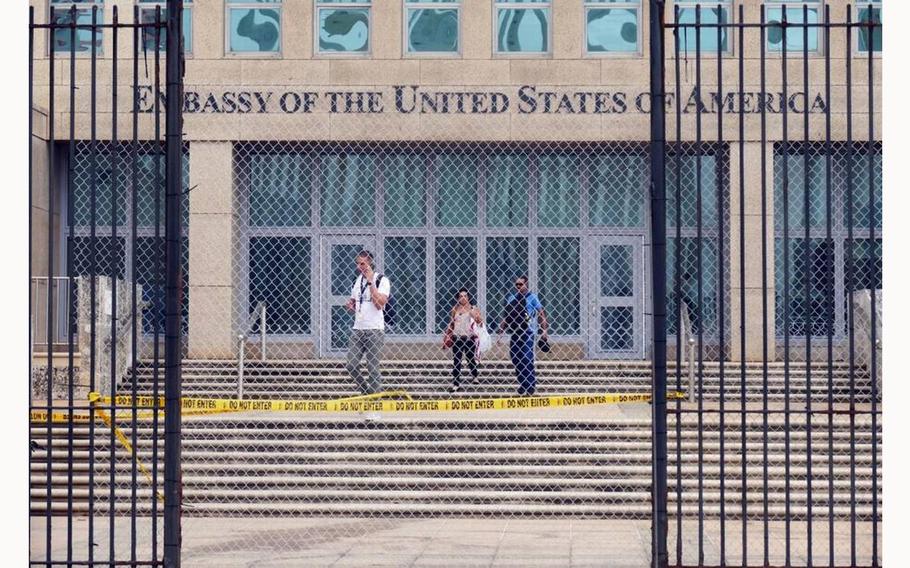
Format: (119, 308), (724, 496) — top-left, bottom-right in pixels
(679, 301), (696, 403)
(237, 302), (267, 400)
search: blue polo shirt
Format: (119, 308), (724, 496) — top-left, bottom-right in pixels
(504, 292), (544, 334)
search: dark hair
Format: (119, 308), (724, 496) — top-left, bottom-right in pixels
(516, 275), (528, 285)
(455, 287), (472, 302)
(356, 250), (374, 266)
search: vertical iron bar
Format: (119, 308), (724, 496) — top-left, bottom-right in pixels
(759, 8), (770, 565)
(672, 6), (684, 565)
(823, 6), (835, 568)
(44, 7), (56, 567)
(801, 6), (813, 565)
(109, 6), (120, 562)
(151, 8), (162, 562)
(694, 6), (705, 565)
(715, 9), (726, 564)
(780, 7), (792, 565)
(87, 7), (99, 564)
(845, 7), (856, 565)
(163, 0), (186, 565)
(130, 6), (140, 563)
(736, 6), (747, 565)
(66, 7), (77, 564)
(866, 15), (878, 566)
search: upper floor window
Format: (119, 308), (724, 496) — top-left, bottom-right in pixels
(856, 0), (882, 53)
(49, 1), (103, 55)
(405, 0), (460, 54)
(226, 0), (282, 55)
(495, 0), (551, 55)
(765, 1), (820, 53)
(585, 0), (641, 55)
(139, 0), (193, 55)
(317, 0), (371, 54)
(674, 0), (731, 53)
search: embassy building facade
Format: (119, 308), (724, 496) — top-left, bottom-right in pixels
(30, 0), (882, 364)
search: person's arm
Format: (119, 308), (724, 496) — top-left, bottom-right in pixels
(471, 307), (483, 325)
(369, 276), (389, 309)
(538, 308), (549, 338)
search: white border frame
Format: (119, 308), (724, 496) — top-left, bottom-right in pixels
(314, 1), (373, 58)
(224, 1), (283, 58)
(853, 1), (882, 58)
(583, 0), (643, 58)
(492, 1), (553, 58)
(402, 0), (462, 58)
(47, 1), (104, 58)
(761, 1), (825, 57)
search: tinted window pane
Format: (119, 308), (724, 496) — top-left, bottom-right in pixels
(496, 8), (550, 52)
(766, 7), (819, 52)
(250, 237), (311, 334)
(229, 8), (281, 52)
(538, 237), (581, 334)
(435, 237), (476, 332)
(676, 7), (729, 52)
(486, 154), (529, 228)
(250, 153), (311, 227)
(385, 237), (427, 334)
(590, 154), (646, 227)
(407, 8), (459, 52)
(435, 154), (477, 227)
(51, 8), (103, 54)
(587, 8), (638, 52)
(858, 7), (882, 52)
(319, 8), (370, 52)
(486, 237), (529, 320)
(384, 154), (426, 227)
(320, 154), (376, 227)
(538, 154), (581, 228)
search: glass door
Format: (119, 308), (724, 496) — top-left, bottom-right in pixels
(588, 236), (644, 359)
(319, 236), (376, 356)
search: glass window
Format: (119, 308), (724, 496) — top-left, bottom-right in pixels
(319, 153), (377, 227)
(249, 237), (311, 334)
(383, 153), (427, 228)
(405, 0), (460, 54)
(317, 0), (371, 54)
(486, 237), (529, 320)
(486, 153), (529, 228)
(589, 153), (647, 227)
(139, 0), (194, 54)
(538, 154), (581, 228)
(434, 237), (477, 332)
(249, 153), (312, 227)
(49, 1), (103, 55)
(764, 1), (820, 52)
(857, 1), (882, 53)
(135, 236), (190, 335)
(773, 151), (829, 232)
(435, 153), (477, 227)
(585, 0), (640, 54)
(667, 237), (719, 335)
(226, 0), (282, 54)
(674, 1), (731, 52)
(665, 153), (720, 230)
(850, 149), (882, 230)
(538, 238), (581, 335)
(774, 237), (835, 337)
(495, 0), (551, 54)
(385, 237), (427, 334)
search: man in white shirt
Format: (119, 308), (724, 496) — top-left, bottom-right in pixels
(344, 250), (391, 396)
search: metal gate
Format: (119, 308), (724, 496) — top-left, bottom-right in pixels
(650, 2), (882, 566)
(29, 1), (184, 565)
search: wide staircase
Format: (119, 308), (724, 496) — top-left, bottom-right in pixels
(30, 360), (881, 518)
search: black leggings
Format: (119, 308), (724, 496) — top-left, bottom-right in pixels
(452, 335), (478, 385)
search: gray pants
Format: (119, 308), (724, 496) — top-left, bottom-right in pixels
(346, 329), (384, 394)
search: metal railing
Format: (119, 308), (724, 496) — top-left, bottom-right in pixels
(237, 301), (267, 399)
(30, 277), (71, 351)
(679, 301), (696, 403)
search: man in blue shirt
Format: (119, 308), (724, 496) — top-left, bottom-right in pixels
(496, 275), (549, 396)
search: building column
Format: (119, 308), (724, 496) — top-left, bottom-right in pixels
(729, 141), (777, 361)
(188, 142), (237, 358)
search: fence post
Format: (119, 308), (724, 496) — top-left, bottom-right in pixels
(163, 1), (185, 566)
(648, 1), (669, 567)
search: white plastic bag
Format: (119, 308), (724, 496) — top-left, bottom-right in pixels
(474, 323), (492, 357)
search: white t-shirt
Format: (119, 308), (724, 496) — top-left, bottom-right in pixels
(350, 274), (391, 330)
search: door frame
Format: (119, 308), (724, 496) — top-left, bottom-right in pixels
(318, 235), (377, 357)
(586, 235), (646, 359)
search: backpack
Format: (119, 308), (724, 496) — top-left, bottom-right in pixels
(504, 293), (530, 335)
(376, 273), (396, 327)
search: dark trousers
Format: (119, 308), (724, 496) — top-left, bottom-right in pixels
(509, 331), (536, 395)
(452, 335), (478, 386)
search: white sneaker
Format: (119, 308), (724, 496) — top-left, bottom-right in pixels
(364, 412), (382, 422)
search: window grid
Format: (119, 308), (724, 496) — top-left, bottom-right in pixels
(494, 0), (552, 56)
(316, 0), (372, 55)
(584, 0), (641, 56)
(404, 0), (461, 56)
(225, 0), (282, 56)
(48, 1), (104, 56)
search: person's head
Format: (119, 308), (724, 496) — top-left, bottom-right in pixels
(355, 250), (374, 276)
(514, 275), (529, 294)
(455, 288), (471, 306)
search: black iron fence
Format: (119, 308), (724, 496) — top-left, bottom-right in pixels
(652, 2), (881, 566)
(29, 2), (184, 566)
